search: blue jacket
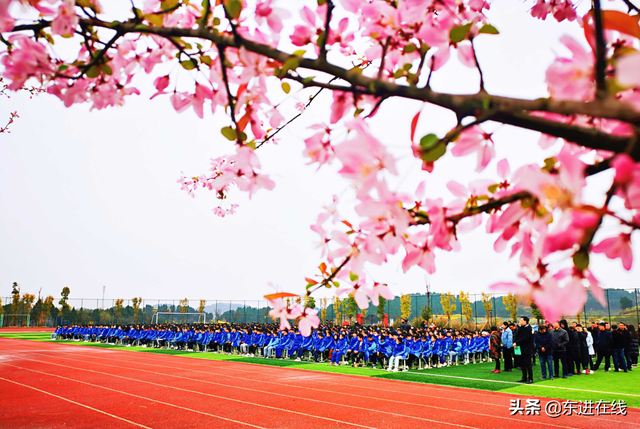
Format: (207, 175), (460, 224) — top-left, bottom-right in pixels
(502, 328), (513, 349)
(392, 342), (409, 359)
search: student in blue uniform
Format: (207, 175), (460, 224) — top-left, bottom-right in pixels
(387, 334), (409, 372)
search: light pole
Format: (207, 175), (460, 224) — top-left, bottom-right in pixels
(102, 286), (105, 310)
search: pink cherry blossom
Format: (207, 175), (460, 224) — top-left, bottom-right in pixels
(592, 234), (633, 270)
(298, 307), (320, 336)
(268, 298), (303, 331)
(617, 53), (640, 88)
(51, 0), (78, 37)
(450, 126), (495, 172)
(336, 277), (370, 309)
(546, 35), (594, 101)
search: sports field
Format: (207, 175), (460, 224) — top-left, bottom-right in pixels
(1, 330), (638, 428)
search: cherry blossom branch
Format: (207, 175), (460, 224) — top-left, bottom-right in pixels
(256, 75), (340, 149)
(0, 111), (18, 133)
(377, 37), (391, 81)
(412, 191), (534, 225)
(319, 0), (334, 61)
(593, 0), (608, 99)
(14, 17), (640, 125)
(217, 46), (241, 144)
(307, 255), (352, 296)
(621, 0), (639, 14)
(469, 37), (485, 92)
(282, 76), (632, 154)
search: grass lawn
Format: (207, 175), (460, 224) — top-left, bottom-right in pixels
(2, 332), (639, 408)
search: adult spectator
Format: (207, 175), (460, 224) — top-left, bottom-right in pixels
(562, 320), (577, 376)
(501, 322), (513, 372)
(400, 318), (412, 332)
(621, 323), (633, 371)
(551, 321), (569, 378)
(489, 326), (502, 373)
(588, 321), (599, 350)
(593, 322), (612, 372)
(612, 323), (628, 372)
(629, 325), (638, 367)
(513, 316), (534, 384)
(536, 323), (554, 380)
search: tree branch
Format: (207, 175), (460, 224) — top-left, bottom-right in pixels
(10, 17), (640, 157)
(593, 0), (608, 99)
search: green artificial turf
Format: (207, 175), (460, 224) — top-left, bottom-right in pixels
(2, 332), (639, 408)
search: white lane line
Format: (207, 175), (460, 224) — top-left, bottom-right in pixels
(7, 360), (376, 429)
(405, 371), (640, 398)
(59, 344), (640, 417)
(1, 364), (265, 429)
(0, 376), (152, 429)
(36, 352), (584, 429)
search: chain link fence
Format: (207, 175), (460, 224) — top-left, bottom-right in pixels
(2, 288), (639, 328)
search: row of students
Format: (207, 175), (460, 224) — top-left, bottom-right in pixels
(54, 323), (496, 370)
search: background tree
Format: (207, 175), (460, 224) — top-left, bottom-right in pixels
(377, 296), (387, 322)
(0, 298), (3, 325)
(333, 297), (342, 325)
(114, 299), (124, 323)
(59, 287), (71, 311)
(304, 296), (316, 309)
(198, 299), (207, 314)
(320, 298), (327, 323)
(21, 294), (35, 323)
(481, 293), (493, 327)
(132, 297), (142, 323)
(503, 294), (519, 322)
(400, 294), (412, 320)
(10, 282), (20, 326)
(344, 294), (358, 323)
(620, 296), (633, 311)
(530, 301), (544, 325)
(441, 293), (457, 326)
(179, 298), (189, 323)
(421, 305), (432, 324)
(459, 292), (473, 327)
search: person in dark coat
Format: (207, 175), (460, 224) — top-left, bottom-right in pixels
(563, 320), (577, 375)
(576, 324), (591, 374)
(513, 316), (534, 384)
(535, 323), (554, 380)
(621, 323), (633, 371)
(612, 324), (628, 372)
(588, 322), (599, 350)
(629, 325), (639, 367)
(594, 322), (612, 372)
(551, 321), (569, 377)
(569, 324), (582, 375)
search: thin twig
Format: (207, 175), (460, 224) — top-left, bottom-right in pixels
(377, 37), (391, 81)
(319, 0), (334, 61)
(217, 46), (241, 144)
(469, 37), (485, 92)
(621, 0), (640, 13)
(200, 0), (211, 29)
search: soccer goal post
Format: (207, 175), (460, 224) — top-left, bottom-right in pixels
(1, 314), (31, 327)
(151, 312), (207, 325)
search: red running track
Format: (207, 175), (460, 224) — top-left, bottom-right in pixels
(0, 338), (638, 429)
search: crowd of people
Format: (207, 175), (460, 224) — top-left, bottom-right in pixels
(53, 317), (639, 382)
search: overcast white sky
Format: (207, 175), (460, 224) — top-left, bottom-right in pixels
(1, 0), (638, 306)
